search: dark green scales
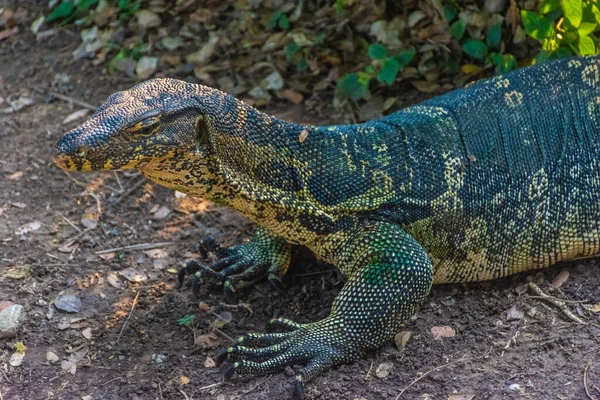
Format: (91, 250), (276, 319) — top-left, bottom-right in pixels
(53, 56), (600, 393)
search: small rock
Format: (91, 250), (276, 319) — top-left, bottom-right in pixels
(551, 270), (569, 288)
(0, 300), (14, 312)
(152, 259), (169, 270)
(526, 307), (537, 318)
(155, 354), (168, 364)
(161, 36), (184, 50)
(37, 299), (48, 306)
(46, 351), (60, 363)
(82, 328), (92, 340)
(136, 57), (159, 80)
(506, 305), (524, 321)
(508, 383), (521, 391)
(260, 71), (284, 91)
(375, 361), (393, 379)
(114, 57), (136, 77)
(54, 292), (82, 313)
(9, 351), (25, 366)
(185, 32), (218, 66)
(136, 10), (161, 29)
(484, 0), (506, 13)
(284, 366), (295, 376)
(0, 304), (23, 338)
(153, 205), (171, 220)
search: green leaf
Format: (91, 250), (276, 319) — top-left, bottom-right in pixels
(578, 22), (597, 36)
(578, 34), (596, 55)
(444, 2), (458, 22)
(450, 20), (466, 40)
(177, 315), (195, 326)
(521, 10), (554, 40)
(486, 22), (502, 49)
(540, 0), (561, 14)
(462, 39), (488, 59)
(278, 14), (289, 30)
(492, 53), (517, 73)
(76, 0), (97, 13)
(46, 1), (75, 22)
(562, 0), (583, 28)
(336, 72), (371, 100)
(365, 65), (375, 74)
(368, 43), (387, 60)
(377, 58), (400, 85)
(394, 47), (416, 68)
(266, 10), (282, 30)
(285, 41), (299, 60)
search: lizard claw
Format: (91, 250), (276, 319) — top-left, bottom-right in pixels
(220, 316), (350, 388)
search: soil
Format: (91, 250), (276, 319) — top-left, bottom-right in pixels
(1, 13), (600, 400)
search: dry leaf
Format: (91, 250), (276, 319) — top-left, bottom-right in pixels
(198, 302), (211, 312)
(551, 271), (569, 288)
(143, 249), (168, 259)
(7, 171), (23, 180)
(394, 331), (412, 350)
(4, 265), (30, 279)
(119, 267), (148, 282)
(180, 375), (190, 385)
(62, 109), (90, 124)
(277, 89), (304, 104)
(11, 201), (26, 209)
(506, 0), (520, 33)
(298, 129), (309, 143)
(15, 221), (41, 235)
(81, 206), (99, 229)
(204, 356), (216, 368)
(58, 242), (79, 253)
(99, 252), (116, 260)
(431, 325), (456, 340)
(375, 361), (393, 379)
(448, 395), (475, 400)
(411, 80), (440, 93)
(590, 303), (600, 313)
(461, 64), (482, 75)
(195, 333), (220, 349)
(106, 273), (123, 288)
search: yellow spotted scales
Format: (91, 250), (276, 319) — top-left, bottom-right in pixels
(54, 56), (600, 394)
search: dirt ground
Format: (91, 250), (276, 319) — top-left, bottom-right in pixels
(1, 13), (600, 400)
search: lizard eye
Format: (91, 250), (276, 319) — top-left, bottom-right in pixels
(127, 116), (160, 136)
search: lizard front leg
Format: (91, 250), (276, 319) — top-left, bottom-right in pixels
(178, 226), (292, 301)
(218, 221), (433, 394)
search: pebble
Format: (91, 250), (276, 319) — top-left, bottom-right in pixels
(136, 10), (161, 29)
(508, 383), (521, 391)
(46, 351), (59, 363)
(0, 304), (23, 338)
(155, 354), (167, 364)
(136, 57), (159, 80)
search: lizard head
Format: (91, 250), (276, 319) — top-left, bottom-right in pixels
(53, 78), (224, 174)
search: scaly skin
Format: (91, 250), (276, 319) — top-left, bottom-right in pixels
(54, 56), (600, 394)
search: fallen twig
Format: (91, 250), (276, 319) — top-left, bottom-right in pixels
(395, 356), (472, 399)
(111, 178), (146, 206)
(48, 90), (98, 111)
(179, 389), (191, 400)
(117, 291), (141, 343)
(95, 242), (173, 255)
(584, 364), (598, 400)
(528, 282), (586, 324)
(101, 377), (123, 386)
(57, 212), (82, 233)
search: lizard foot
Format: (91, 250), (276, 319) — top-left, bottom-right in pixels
(178, 229), (291, 302)
(217, 316), (357, 397)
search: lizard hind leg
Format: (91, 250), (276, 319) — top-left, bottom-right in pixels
(220, 222), (433, 394)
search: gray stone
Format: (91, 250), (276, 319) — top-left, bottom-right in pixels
(0, 304), (23, 338)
